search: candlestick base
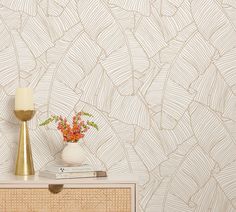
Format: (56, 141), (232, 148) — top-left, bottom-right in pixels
(14, 110), (35, 176)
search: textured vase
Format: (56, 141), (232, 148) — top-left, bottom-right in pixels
(61, 142), (86, 165)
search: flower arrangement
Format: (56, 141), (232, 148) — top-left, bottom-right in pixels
(40, 111), (98, 143)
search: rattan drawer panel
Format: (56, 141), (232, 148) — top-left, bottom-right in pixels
(0, 188), (131, 212)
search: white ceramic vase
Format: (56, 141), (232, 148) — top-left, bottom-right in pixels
(61, 142), (86, 165)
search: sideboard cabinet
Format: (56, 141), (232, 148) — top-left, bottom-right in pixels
(0, 174), (137, 212)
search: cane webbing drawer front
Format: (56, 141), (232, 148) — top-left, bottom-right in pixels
(0, 187), (131, 212)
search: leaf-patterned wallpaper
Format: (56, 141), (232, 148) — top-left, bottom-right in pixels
(0, 0), (236, 211)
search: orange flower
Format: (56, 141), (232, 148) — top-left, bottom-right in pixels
(40, 112), (98, 143)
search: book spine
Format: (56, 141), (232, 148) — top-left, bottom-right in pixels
(59, 172), (96, 178)
(96, 171), (107, 177)
(57, 171), (107, 179)
(39, 170), (107, 179)
(59, 167), (92, 173)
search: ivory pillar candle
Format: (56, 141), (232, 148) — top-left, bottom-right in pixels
(15, 88), (34, 110)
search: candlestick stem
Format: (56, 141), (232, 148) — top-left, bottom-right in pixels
(14, 110), (35, 176)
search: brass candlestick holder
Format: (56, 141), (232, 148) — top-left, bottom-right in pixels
(14, 110), (35, 176)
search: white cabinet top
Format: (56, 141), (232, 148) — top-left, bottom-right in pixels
(0, 173), (138, 188)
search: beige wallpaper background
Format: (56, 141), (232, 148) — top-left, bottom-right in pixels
(0, 0), (236, 211)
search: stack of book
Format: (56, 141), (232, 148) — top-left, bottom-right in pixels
(39, 163), (107, 179)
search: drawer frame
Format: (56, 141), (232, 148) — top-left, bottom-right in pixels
(0, 174), (137, 212)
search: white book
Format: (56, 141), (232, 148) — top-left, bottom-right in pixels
(39, 169), (107, 179)
(45, 164), (94, 173)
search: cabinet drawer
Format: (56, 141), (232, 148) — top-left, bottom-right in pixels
(0, 188), (131, 212)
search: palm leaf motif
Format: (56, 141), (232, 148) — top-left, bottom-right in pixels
(0, 7), (21, 30)
(134, 123), (167, 171)
(77, 64), (115, 113)
(34, 65), (81, 118)
(145, 32), (214, 129)
(47, 31), (101, 90)
(160, 137), (197, 177)
(140, 172), (163, 212)
(29, 128), (55, 170)
(32, 25), (101, 119)
(110, 119), (135, 142)
(158, 143), (214, 211)
(0, 18), (35, 94)
(21, 10), (54, 57)
(191, 178), (235, 212)
(160, 23), (197, 63)
(144, 177), (169, 212)
(77, 0), (149, 95)
(0, 89), (16, 124)
(0, 0), (37, 16)
(160, 0), (183, 16)
(145, 64), (194, 130)
(214, 48), (236, 95)
(190, 102), (236, 169)
(134, 10), (167, 58)
(110, 6), (135, 30)
(0, 129), (14, 174)
(214, 161), (236, 207)
(118, 143), (150, 185)
(153, 0), (193, 41)
(191, 50), (236, 122)
(109, 0), (150, 16)
(191, 64), (231, 114)
(110, 90), (151, 129)
(224, 94), (236, 122)
(143, 138), (214, 211)
(159, 111), (193, 154)
(39, 0), (81, 42)
(191, 0), (236, 54)
(41, 0), (70, 16)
